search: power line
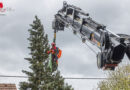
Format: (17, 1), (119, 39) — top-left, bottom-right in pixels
(0, 75), (27, 78)
(64, 77), (106, 80)
(0, 75), (107, 80)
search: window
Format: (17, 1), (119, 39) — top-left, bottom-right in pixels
(74, 11), (80, 20)
(67, 8), (73, 15)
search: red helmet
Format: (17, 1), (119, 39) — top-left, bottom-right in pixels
(51, 42), (55, 46)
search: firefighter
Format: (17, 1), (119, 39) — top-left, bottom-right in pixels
(47, 43), (62, 65)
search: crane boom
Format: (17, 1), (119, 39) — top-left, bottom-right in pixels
(52, 1), (130, 70)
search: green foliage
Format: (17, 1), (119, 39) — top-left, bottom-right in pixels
(19, 16), (73, 90)
(98, 64), (130, 90)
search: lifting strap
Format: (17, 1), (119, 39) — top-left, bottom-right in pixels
(48, 54), (52, 72)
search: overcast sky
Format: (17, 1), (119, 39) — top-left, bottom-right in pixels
(0, 0), (130, 90)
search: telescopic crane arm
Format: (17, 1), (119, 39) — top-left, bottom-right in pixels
(52, 1), (130, 70)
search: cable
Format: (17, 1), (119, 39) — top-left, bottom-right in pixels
(74, 32), (97, 54)
(0, 75), (27, 78)
(67, 27), (97, 54)
(0, 75), (106, 80)
(64, 77), (106, 80)
(84, 43), (97, 54)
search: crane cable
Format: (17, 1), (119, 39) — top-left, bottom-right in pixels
(75, 34), (97, 54)
(53, 26), (97, 54)
(68, 28), (97, 54)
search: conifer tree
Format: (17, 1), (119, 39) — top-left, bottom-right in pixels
(19, 16), (73, 90)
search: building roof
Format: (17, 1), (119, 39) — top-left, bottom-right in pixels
(0, 83), (17, 90)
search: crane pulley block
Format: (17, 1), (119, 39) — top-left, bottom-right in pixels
(52, 19), (64, 31)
